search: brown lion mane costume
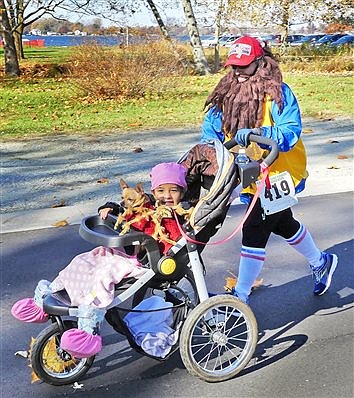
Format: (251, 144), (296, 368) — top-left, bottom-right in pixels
(204, 49), (284, 137)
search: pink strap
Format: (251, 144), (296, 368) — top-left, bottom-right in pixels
(260, 162), (271, 189)
(174, 166), (269, 246)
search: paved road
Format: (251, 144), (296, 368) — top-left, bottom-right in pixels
(1, 118), (353, 396)
(1, 192), (353, 398)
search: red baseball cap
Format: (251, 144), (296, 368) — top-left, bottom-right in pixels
(224, 36), (264, 67)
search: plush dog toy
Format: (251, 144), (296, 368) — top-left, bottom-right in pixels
(114, 180), (193, 247)
(114, 179), (151, 231)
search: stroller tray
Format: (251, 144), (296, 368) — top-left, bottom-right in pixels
(79, 214), (154, 248)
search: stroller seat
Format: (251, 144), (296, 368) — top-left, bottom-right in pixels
(43, 293), (73, 316)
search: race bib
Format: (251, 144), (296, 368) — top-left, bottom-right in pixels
(256, 171), (298, 215)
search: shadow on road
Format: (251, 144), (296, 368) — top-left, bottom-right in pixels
(241, 238), (354, 376)
(72, 239), (354, 382)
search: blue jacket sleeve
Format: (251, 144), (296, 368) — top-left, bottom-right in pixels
(201, 107), (225, 143)
(262, 83), (302, 152)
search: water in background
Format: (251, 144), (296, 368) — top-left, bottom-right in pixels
(24, 34), (131, 46)
(23, 34), (193, 47)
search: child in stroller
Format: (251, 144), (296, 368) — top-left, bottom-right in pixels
(12, 162), (192, 356)
(11, 137), (275, 385)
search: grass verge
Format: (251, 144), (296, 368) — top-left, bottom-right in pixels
(0, 46), (353, 139)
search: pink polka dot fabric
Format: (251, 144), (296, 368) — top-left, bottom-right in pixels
(51, 246), (147, 308)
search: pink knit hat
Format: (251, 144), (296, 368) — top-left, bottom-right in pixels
(11, 298), (49, 323)
(60, 328), (102, 358)
(150, 162), (188, 191)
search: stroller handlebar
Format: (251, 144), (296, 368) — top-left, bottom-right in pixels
(224, 133), (279, 167)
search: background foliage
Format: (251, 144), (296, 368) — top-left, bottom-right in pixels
(68, 42), (188, 100)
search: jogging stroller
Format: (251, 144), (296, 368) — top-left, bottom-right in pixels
(26, 135), (278, 385)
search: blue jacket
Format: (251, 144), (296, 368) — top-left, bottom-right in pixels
(201, 83), (302, 151)
(201, 83), (308, 194)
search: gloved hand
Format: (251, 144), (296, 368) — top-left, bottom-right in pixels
(235, 128), (263, 147)
(235, 128), (253, 147)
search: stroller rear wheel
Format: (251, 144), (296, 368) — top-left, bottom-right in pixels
(179, 295), (258, 382)
(30, 320), (95, 385)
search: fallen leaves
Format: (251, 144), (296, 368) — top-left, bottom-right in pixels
(97, 177), (109, 184)
(337, 154), (348, 159)
(53, 219), (69, 227)
(31, 369), (41, 384)
(29, 337), (41, 383)
(51, 199), (66, 208)
(224, 276), (237, 292)
(224, 271), (264, 293)
(317, 112), (333, 121)
(302, 128), (313, 134)
(133, 146), (143, 153)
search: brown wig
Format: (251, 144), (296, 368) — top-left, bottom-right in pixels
(205, 50), (283, 137)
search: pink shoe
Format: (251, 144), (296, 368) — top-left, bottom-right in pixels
(60, 328), (102, 358)
(11, 298), (49, 323)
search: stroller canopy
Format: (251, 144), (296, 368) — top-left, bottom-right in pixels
(179, 140), (239, 230)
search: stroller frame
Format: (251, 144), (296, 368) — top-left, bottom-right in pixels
(28, 135), (279, 385)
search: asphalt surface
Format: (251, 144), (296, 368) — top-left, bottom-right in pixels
(1, 118), (353, 397)
(1, 193), (353, 398)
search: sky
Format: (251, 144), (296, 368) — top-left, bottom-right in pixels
(61, 3), (185, 28)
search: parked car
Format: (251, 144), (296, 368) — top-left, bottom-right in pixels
(201, 35), (217, 48)
(293, 34), (326, 46)
(286, 34), (305, 45)
(219, 35), (239, 47)
(330, 34), (354, 47)
(201, 35), (238, 48)
(262, 34), (304, 46)
(314, 33), (347, 46)
(261, 34), (281, 46)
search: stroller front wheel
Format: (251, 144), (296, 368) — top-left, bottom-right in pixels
(30, 320), (95, 385)
(179, 295), (258, 382)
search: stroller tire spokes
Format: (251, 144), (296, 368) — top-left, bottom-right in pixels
(30, 320), (94, 386)
(179, 295), (258, 382)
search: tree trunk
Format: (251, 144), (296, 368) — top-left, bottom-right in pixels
(146, 0), (170, 40)
(14, 0), (25, 59)
(180, 0), (211, 75)
(145, 0), (190, 69)
(14, 30), (24, 60)
(280, 3), (290, 46)
(213, 0), (224, 72)
(0, 0), (20, 76)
